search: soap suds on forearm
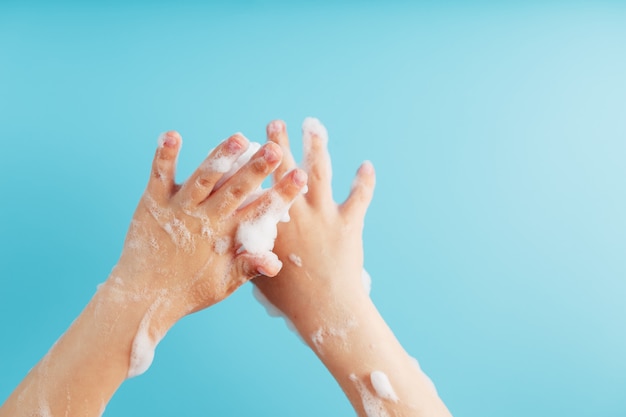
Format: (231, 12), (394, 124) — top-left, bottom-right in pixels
(127, 294), (168, 378)
(349, 373), (390, 417)
(370, 371), (399, 402)
(310, 316), (358, 355)
(288, 253), (302, 267)
(252, 285), (303, 342)
(362, 268), (372, 296)
(409, 355), (439, 394)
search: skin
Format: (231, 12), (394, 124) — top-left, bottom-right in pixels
(0, 131), (307, 417)
(254, 120), (453, 417)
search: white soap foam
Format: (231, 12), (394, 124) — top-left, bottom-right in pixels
(236, 191), (289, 254)
(149, 236), (160, 252)
(98, 401), (107, 417)
(267, 120), (283, 136)
(370, 371), (399, 402)
(351, 160), (374, 190)
(309, 318), (357, 354)
(214, 237), (231, 255)
(213, 141), (261, 190)
(409, 356), (439, 394)
(302, 117), (329, 145)
(362, 268), (372, 295)
(288, 253), (303, 267)
(128, 297), (165, 378)
(252, 285), (304, 343)
(163, 217), (194, 253)
(302, 117), (331, 179)
(157, 132), (169, 148)
(252, 285), (283, 318)
(39, 404), (52, 417)
(349, 373), (390, 417)
(206, 152), (238, 174)
(311, 328), (324, 351)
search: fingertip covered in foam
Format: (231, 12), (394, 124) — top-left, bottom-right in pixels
(302, 117), (329, 145)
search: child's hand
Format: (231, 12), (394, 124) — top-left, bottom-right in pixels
(252, 119), (375, 335)
(0, 130), (310, 417)
(113, 131), (307, 319)
(252, 121), (450, 417)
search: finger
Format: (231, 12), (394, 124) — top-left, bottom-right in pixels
(301, 117), (333, 205)
(266, 120), (298, 183)
(146, 131), (182, 201)
(234, 251), (283, 282)
(235, 169), (307, 254)
(238, 168), (307, 220)
(206, 142), (283, 216)
(339, 161), (376, 221)
(176, 134), (249, 208)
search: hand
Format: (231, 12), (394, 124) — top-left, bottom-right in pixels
(252, 118), (375, 340)
(114, 131), (307, 319)
(252, 120), (451, 417)
(0, 130), (308, 417)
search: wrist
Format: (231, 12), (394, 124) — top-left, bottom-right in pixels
(289, 291), (378, 355)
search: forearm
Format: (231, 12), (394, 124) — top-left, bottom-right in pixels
(0, 270), (179, 417)
(292, 295), (451, 417)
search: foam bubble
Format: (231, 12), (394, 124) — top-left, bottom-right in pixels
(302, 117), (328, 145)
(308, 318), (357, 354)
(38, 402), (52, 417)
(302, 117), (331, 179)
(214, 141), (261, 190)
(163, 218), (194, 252)
(252, 285), (304, 343)
(98, 401), (107, 417)
(370, 371), (399, 402)
(127, 297), (165, 378)
(267, 120), (283, 136)
(252, 285), (283, 318)
(236, 191), (289, 254)
(157, 132), (169, 148)
(214, 237), (231, 255)
(349, 373), (390, 417)
(362, 268), (372, 295)
(409, 355), (439, 394)
(311, 328), (324, 351)
(207, 153), (237, 173)
(288, 253), (303, 267)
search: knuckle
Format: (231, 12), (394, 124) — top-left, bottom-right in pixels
(250, 157), (269, 175)
(227, 184), (246, 201)
(195, 176), (213, 189)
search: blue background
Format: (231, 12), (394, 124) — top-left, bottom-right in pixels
(1, 1), (625, 416)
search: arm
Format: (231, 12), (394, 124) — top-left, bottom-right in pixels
(253, 119), (451, 416)
(0, 131), (307, 416)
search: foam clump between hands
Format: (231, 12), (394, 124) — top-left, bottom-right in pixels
(236, 191), (290, 255)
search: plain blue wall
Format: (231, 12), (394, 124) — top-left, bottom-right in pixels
(1, 2), (625, 416)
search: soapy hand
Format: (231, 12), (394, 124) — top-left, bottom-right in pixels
(114, 131), (307, 318)
(252, 119), (375, 330)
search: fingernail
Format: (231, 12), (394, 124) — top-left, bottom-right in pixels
(359, 160), (374, 175)
(226, 133), (249, 153)
(302, 117), (328, 144)
(292, 169), (308, 187)
(262, 143), (281, 164)
(267, 120), (285, 136)
(258, 259), (283, 276)
(158, 132), (179, 148)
